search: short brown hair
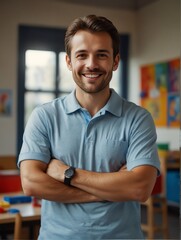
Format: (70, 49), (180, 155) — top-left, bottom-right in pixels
(65, 15), (120, 58)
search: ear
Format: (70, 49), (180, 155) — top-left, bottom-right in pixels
(113, 54), (120, 71)
(66, 54), (72, 71)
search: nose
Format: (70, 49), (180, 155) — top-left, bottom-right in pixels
(86, 55), (99, 70)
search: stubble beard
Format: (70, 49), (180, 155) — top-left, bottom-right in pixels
(74, 73), (113, 94)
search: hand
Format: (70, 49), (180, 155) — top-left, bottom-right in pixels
(47, 159), (68, 182)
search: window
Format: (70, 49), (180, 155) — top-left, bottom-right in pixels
(25, 50), (55, 123)
(17, 25), (129, 154)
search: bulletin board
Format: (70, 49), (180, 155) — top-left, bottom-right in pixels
(140, 58), (180, 127)
(0, 89), (12, 116)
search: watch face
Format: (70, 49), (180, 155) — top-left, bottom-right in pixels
(65, 167), (75, 178)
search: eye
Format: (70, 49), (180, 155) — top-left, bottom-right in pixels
(97, 53), (108, 59)
(76, 54), (87, 60)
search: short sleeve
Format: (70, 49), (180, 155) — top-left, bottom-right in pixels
(126, 108), (160, 172)
(18, 106), (51, 167)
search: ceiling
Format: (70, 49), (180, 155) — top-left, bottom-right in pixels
(56, 0), (159, 10)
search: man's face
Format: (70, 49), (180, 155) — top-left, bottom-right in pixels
(66, 30), (119, 94)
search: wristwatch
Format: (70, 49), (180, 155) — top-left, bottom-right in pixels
(64, 166), (75, 186)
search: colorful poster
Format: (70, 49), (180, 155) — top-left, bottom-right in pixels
(141, 93), (167, 127)
(155, 63), (168, 93)
(140, 65), (155, 98)
(168, 59), (180, 93)
(0, 89), (12, 116)
(140, 58), (180, 128)
(167, 94), (180, 127)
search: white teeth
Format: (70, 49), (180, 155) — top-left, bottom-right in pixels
(84, 74), (100, 78)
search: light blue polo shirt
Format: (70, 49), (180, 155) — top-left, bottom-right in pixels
(18, 89), (160, 239)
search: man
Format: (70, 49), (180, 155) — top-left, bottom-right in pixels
(18, 15), (160, 239)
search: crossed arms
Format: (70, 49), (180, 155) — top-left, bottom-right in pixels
(20, 158), (157, 203)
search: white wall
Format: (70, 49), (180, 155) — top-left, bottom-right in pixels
(134, 0), (180, 150)
(0, 0), (179, 155)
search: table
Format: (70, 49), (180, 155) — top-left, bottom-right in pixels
(0, 192), (41, 239)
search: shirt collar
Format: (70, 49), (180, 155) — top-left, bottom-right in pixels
(102, 89), (123, 117)
(64, 90), (81, 114)
(64, 89), (123, 117)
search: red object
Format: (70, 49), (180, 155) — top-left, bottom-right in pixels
(32, 197), (42, 207)
(0, 170), (22, 193)
(151, 175), (162, 195)
(0, 206), (6, 213)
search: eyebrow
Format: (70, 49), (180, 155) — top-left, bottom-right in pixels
(97, 49), (110, 54)
(75, 49), (111, 55)
(75, 50), (86, 55)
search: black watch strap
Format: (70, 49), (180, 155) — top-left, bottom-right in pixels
(64, 166), (75, 186)
(64, 176), (71, 186)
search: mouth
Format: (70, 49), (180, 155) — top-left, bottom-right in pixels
(82, 73), (102, 79)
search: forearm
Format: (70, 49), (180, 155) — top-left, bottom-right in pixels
(20, 160), (102, 203)
(71, 166), (157, 202)
(71, 169), (139, 202)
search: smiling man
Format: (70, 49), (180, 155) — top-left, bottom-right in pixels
(18, 15), (160, 239)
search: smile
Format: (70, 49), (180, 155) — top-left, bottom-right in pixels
(83, 74), (102, 78)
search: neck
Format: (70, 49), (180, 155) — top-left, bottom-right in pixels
(75, 87), (111, 116)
